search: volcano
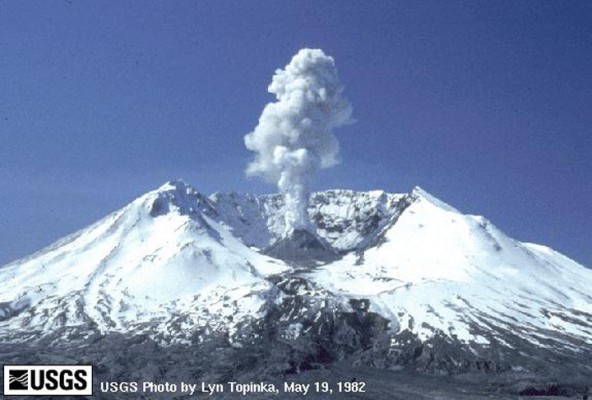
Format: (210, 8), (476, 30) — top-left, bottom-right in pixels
(0, 181), (590, 398)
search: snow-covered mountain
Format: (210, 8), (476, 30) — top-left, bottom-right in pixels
(0, 181), (291, 344)
(1, 180), (591, 382)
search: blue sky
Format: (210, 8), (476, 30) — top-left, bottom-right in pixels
(1, 1), (590, 267)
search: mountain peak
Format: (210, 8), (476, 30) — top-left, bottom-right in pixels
(156, 179), (193, 194)
(411, 186), (458, 213)
(146, 180), (211, 218)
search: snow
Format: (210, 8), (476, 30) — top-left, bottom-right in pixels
(0, 181), (290, 338)
(308, 186), (592, 345)
(208, 189), (404, 252)
(1, 180), (591, 350)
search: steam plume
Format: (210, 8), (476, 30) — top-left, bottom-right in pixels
(244, 48), (352, 236)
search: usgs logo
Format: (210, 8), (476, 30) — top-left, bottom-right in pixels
(3, 365), (93, 396)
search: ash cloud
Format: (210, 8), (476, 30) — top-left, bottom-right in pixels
(244, 48), (352, 235)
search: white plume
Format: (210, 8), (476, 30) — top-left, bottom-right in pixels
(244, 48), (352, 235)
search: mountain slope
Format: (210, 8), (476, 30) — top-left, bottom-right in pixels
(310, 187), (592, 336)
(0, 181), (289, 342)
(307, 188), (592, 375)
